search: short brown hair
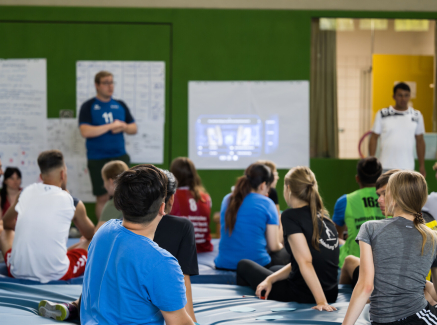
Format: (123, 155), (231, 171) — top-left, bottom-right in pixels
(375, 169), (401, 190)
(94, 71), (113, 84)
(37, 150), (64, 174)
(102, 160), (129, 180)
(433, 162), (437, 171)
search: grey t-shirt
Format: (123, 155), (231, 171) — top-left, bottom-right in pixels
(356, 217), (437, 323)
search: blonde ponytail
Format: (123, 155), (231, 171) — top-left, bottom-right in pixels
(387, 171), (437, 255)
(285, 167), (333, 250)
(413, 212), (436, 255)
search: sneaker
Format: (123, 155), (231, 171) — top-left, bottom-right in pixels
(69, 227), (81, 238)
(38, 300), (70, 321)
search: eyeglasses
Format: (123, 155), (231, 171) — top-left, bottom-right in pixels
(100, 81), (115, 86)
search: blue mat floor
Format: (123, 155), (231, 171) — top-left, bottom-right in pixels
(0, 283), (369, 325)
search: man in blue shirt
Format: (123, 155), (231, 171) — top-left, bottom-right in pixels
(78, 71), (137, 219)
(81, 164), (194, 325)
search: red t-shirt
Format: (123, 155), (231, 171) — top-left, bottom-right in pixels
(170, 188), (213, 253)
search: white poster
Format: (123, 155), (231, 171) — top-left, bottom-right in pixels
(46, 119), (94, 202)
(76, 61), (165, 163)
(0, 59), (47, 186)
(0, 145), (42, 187)
(188, 81), (309, 169)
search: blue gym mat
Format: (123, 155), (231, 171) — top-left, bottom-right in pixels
(0, 282), (368, 325)
(0, 238), (237, 285)
(193, 238), (236, 284)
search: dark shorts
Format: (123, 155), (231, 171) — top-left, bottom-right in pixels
(87, 154), (130, 196)
(352, 265), (360, 288)
(371, 303), (437, 325)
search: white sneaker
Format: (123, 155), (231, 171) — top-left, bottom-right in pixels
(38, 300), (70, 321)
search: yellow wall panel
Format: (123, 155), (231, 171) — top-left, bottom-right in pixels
(372, 54), (434, 132)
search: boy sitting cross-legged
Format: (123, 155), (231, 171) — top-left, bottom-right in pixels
(80, 164), (194, 325)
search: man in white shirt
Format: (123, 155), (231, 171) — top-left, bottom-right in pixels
(0, 150), (95, 283)
(369, 82), (426, 176)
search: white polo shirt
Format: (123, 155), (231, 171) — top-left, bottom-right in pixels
(10, 183), (76, 283)
(372, 106), (424, 171)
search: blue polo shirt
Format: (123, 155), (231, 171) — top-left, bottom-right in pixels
(81, 219), (187, 325)
(78, 97), (135, 160)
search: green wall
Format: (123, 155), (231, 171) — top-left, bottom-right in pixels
(1, 6), (437, 226)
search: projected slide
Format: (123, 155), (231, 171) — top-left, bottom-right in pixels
(189, 81), (309, 169)
(196, 115), (279, 161)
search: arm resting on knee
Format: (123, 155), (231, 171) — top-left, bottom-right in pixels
(2, 195), (19, 230)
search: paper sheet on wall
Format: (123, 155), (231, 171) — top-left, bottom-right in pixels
(46, 119), (94, 202)
(47, 119), (86, 158)
(64, 156), (94, 203)
(76, 61), (165, 164)
(0, 145), (42, 187)
(0, 59), (47, 186)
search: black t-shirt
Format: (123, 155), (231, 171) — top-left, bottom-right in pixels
(72, 196), (79, 208)
(268, 188), (279, 205)
(282, 206), (339, 301)
(154, 215), (199, 276)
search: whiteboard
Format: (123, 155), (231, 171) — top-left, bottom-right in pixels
(0, 59), (47, 187)
(188, 81), (309, 169)
(46, 118), (94, 202)
(76, 61), (165, 164)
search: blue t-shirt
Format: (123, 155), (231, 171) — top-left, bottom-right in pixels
(78, 97), (135, 160)
(214, 192), (279, 270)
(332, 194), (347, 227)
(81, 219), (186, 325)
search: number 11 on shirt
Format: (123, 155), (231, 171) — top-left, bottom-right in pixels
(102, 112), (114, 124)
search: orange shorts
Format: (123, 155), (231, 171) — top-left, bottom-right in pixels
(4, 248), (87, 281)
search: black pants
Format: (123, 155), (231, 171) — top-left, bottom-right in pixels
(236, 259), (338, 303)
(216, 248), (290, 272)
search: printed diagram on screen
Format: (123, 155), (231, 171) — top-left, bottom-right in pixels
(196, 115), (279, 161)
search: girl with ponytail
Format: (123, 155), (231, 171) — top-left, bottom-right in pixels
(170, 157), (213, 253)
(237, 166), (339, 310)
(214, 163), (286, 270)
(343, 170), (437, 325)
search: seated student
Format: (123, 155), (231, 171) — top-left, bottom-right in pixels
(80, 165), (194, 325)
(257, 160), (284, 243)
(340, 169), (437, 299)
(215, 163), (285, 271)
(39, 166), (199, 322)
(237, 166), (339, 311)
(332, 157), (384, 267)
(94, 160), (130, 232)
(0, 158), (2, 219)
(256, 160), (280, 213)
(170, 157), (213, 253)
(423, 162), (437, 218)
(0, 167), (22, 217)
(342, 170), (437, 325)
(0, 150), (95, 283)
